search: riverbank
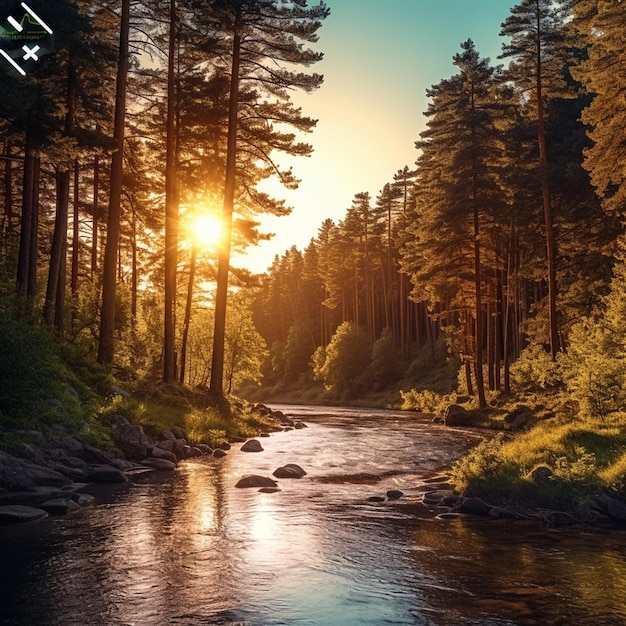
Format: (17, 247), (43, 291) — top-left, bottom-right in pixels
(0, 402), (291, 524)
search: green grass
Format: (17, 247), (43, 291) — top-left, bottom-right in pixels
(450, 416), (626, 513)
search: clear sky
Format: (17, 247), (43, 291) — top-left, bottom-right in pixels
(236, 0), (514, 272)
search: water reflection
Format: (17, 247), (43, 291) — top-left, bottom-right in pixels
(1, 406), (626, 626)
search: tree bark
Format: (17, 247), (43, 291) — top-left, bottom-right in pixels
(98, 0), (130, 365)
(163, 0), (179, 383)
(209, 9), (241, 396)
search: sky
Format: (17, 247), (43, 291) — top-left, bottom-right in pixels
(235, 0), (516, 272)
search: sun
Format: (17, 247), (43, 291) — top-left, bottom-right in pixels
(193, 215), (222, 247)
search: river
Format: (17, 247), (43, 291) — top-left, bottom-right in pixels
(1, 405), (626, 625)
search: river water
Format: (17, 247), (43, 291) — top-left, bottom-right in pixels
(1, 405), (626, 625)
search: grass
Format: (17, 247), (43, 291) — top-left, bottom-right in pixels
(450, 415), (626, 514)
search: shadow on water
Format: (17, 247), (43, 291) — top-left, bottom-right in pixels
(1, 405), (626, 625)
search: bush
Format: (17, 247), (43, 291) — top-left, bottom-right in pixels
(400, 388), (457, 413)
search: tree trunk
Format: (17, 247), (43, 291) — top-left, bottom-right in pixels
(179, 244), (197, 385)
(91, 155), (99, 280)
(16, 124), (35, 299)
(71, 160), (79, 295)
(535, 8), (560, 359)
(163, 0), (179, 383)
(43, 168), (70, 328)
(210, 10), (241, 396)
(98, 0), (130, 365)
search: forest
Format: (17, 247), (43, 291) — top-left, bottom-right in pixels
(1, 0), (626, 441)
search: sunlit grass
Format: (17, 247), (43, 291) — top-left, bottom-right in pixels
(450, 416), (626, 513)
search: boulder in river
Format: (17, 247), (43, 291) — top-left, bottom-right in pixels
(0, 505), (48, 524)
(273, 464), (306, 479)
(235, 475), (277, 489)
(241, 439), (264, 453)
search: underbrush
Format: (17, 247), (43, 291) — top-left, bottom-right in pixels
(450, 416), (626, 513)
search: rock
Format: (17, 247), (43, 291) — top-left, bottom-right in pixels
(0, 505), (48, 524)
(56, 437), (84, 454)
(109, 415), (152, 461)
(157, 439), (175, 452)
(72, 493), (95, 507)
(386, 489), (404, 500)
(187, 447), (203, 458)
(0, 486), (71, 506)
(40, 498), (81, 515)
(140, 458), (177, 471)
(530, 465), (553, 484)
(212, 448), (227, 459)
(294, 421), (307, 429)
(160, 429), (177, 442)
(259, 487), (281, 493)
(367, 496), (386, 502)
(422, 489), (456, 505)
(196, 444), (213, 454)
(259, 432), (270, 438)
(171, 426), (187, 440)
(150, 447), (178, 464)
(82, 446), (117, 465)
(456, 496), (492, 516)
(235, 475), (278, 489)
(47, 462), (89, 481)
(86, 464), (128, 483)
(0, 450), (71, 491)
(443, 404), (483, 427)
(172, 439), (187, 459)
(273, 464), (307, 479)
(592, 494), (626, 524)
(241, 439), (264, 453)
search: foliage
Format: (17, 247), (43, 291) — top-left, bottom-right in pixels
(510, 343), (563, 391)
(370, 328), (400, 390)
(0, 304), (96, 429)
(314, 321), (372, 398)
(451, 419), (626, 512)
(400, 389), (457, 414)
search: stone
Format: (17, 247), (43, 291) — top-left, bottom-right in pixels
(72, 493), (95, 506)
(294, 421), (307, 429)
(41, 498), (81, 515)
(196, 443), (213, 454)
(171, 426), (187, 440)
(592, 494), (626, 525)
(212, 448), (227, 459)
(259, 487), (281, 493)
(86, 464), (128, 483)
(140, 458), (177, 471)
(241, 439), (264, 453)
(56, 437), (84, 454)
(0, 505), (48, 524)
(109, 415), (151, 461)
(530, 466), (553, 484)
(157, 439), (175, 452)
(386, 489), (404, 500)
(456, 496), (492, 517)
(235, 475), (278, 489)
(160, 429), (177, 442)
(187, 447), (203, 458)
(273, 464), (307, 479)
(443, 404), (483, 427)
(172, 439), (187, 459)
(150, 447), (178, 464)
(367, 496), (385, 502)
(82, 446), (117, 465)
(0, 450), (71, 491)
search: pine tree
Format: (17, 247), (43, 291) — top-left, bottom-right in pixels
(402, 40), (505, 408)
(500, 0), (574, 358)
(207, 0), (329, 396)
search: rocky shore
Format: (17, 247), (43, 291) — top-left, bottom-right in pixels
(0, 405), (295, 525)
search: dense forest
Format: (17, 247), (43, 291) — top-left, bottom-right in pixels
(1, 0), (626, 426)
